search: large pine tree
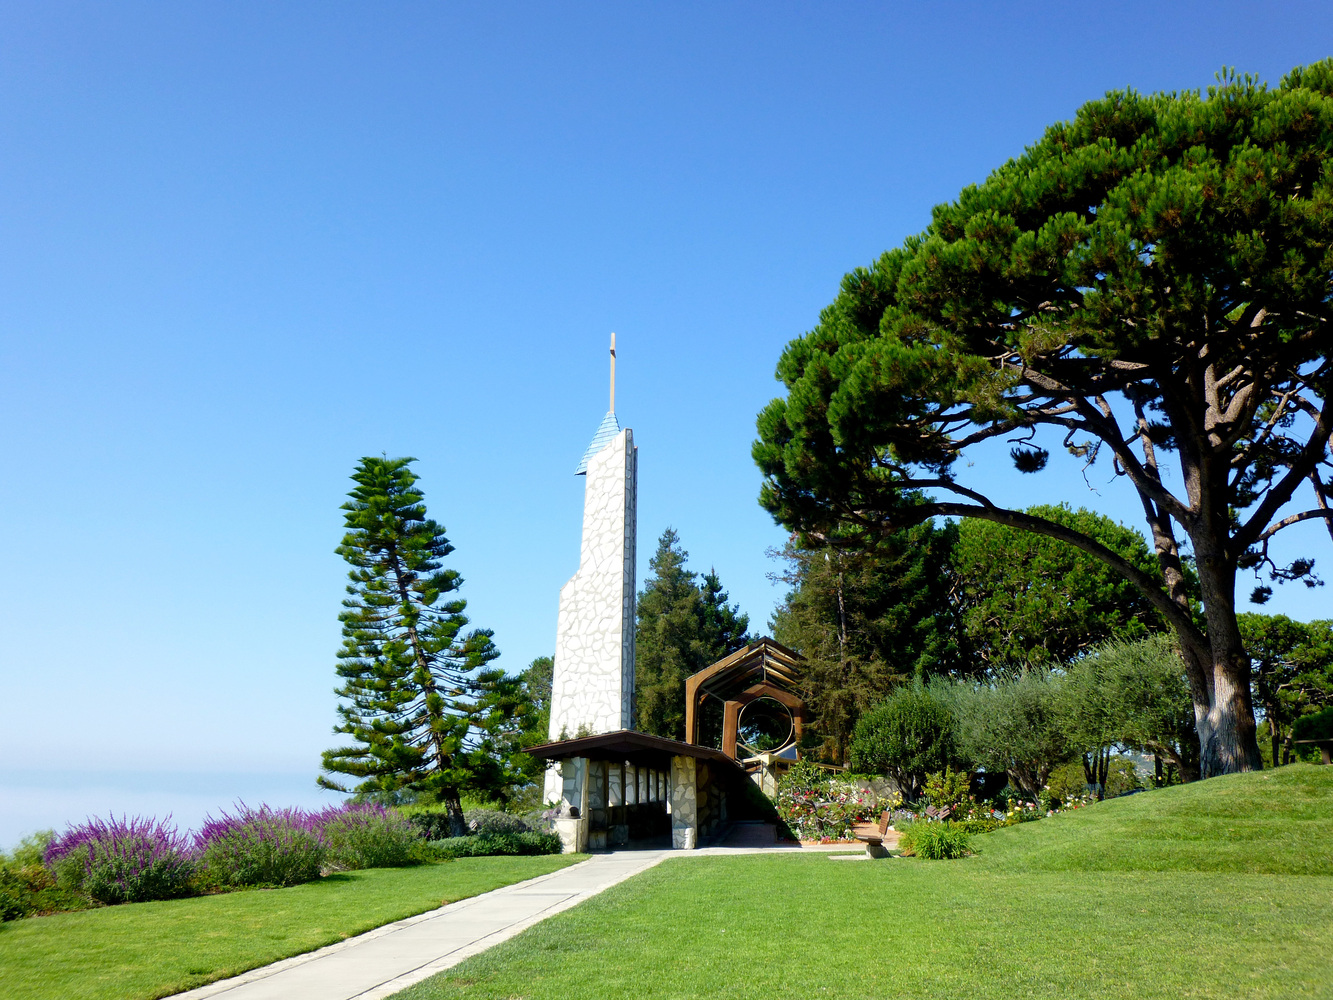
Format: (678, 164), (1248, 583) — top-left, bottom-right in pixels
(319, 456), (520, 836)
(634, 529), (750, 739)
(771, 520), (959, 762)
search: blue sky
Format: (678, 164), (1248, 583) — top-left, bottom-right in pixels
(2, 2), (1330, 844)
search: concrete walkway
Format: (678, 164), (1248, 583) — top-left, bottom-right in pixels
(172, 839), (855, 1000)
(172, 851), (671, 1000)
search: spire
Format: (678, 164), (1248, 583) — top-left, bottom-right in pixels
(574, 333), (622, 476)
(575, 411), (621, 475)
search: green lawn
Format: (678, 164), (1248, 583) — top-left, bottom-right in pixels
(0, 854), (584, 1000)
(395, 765), (1333, 1000)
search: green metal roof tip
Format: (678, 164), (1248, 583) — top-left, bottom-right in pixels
(575, 411), (621, 475)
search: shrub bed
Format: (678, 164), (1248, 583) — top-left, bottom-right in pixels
(428, 831), (561, 859)
(44, 816), (196, 904)
(319, 803), (420, 870)
(406, 807), (542, 841)
(195, 805), (326, 888)
(774, 760), (882, 841)
(8, 796), (559, 920)
(897, 823), (972, 859)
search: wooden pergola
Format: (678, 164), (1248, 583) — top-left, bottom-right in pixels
(684, 638), (807, 760)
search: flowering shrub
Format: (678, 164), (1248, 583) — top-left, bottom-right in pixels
(1003, 797), (1044, 823)
(317, 803), (419, 870)
(924, 768), (972, 812)
(45, 816), (195, 904)
(195, 804), (326, 888)
(775, 760), (877, 841)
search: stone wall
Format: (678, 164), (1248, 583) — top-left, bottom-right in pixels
(669, 754), (697, 849)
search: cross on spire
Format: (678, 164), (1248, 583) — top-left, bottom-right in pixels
(609, 331), (616, 413)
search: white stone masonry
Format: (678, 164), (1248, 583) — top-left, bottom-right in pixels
(543, 427), (637, 803)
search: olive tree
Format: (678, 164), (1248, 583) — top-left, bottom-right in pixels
(935, 669), (1070, 800)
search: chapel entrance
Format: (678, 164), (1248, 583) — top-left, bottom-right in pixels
(525, 730), (757, 852)
(525, 640), (810, 854)
(684, 638), (809, 795)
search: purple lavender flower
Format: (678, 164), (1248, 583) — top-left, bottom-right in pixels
(195, 802), (326, 888)
(316, 801), (418, 870)
(45, 814), (195, 904)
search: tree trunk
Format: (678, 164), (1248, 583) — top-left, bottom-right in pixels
(1081, 748), (1111, 800)
(1170, 746), (1200, 784)
(1196, 617), (1264, 777)
(1179, 534), (1265, 778)
(1007, 766), (1041, 802)
(444, 790), (468, 839)
(1199, 650), (1264, 776)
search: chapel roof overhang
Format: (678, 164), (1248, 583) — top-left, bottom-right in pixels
(525, 729), (746, 773)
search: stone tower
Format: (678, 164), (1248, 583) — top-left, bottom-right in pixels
(543, 340), (637, 804)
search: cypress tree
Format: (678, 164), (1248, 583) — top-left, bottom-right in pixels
(699, 569), (751, 658)
(319, 456), (517, 837)
(634, 530), (751, 740)
(634, 529), (703, 740)
(771, 520), (960, 762)
(520, 655), (554, 737)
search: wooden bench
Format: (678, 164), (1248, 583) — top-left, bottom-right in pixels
(851, 810), (894, 859)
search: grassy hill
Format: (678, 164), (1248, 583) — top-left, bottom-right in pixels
(397, 765), (1333, 1000)
(975, 763), (1333, 875)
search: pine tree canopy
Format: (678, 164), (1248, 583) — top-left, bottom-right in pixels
(320, 456), (520, 835)
(634, 528), (751, 739)
(754, 63), (1333, 778)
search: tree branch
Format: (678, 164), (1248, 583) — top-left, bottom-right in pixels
(868, 499), (1210, 661)
(1310, 468), (1333, 548)
(1253, 508), (1333, 545)
(1235, 393), (1333, 552)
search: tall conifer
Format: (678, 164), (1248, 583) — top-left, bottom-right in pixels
(771, 520), (959, 761)
(699, 570), (750, 657)
(319, 456), (517, 837)
(634, 529), (750, 739)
